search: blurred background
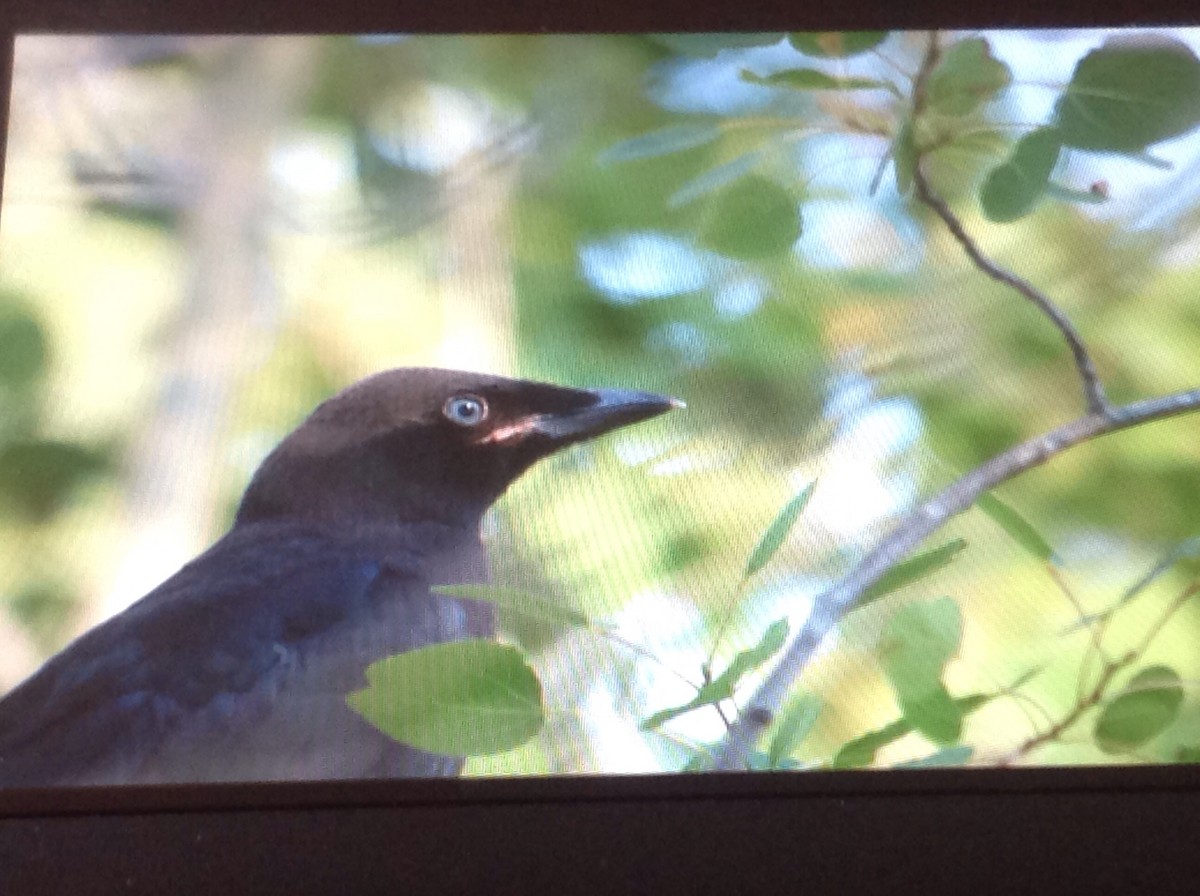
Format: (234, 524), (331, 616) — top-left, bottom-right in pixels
(2, 31), (1199, 774)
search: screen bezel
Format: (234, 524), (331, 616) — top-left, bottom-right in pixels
(4, 766), (1200, 889)
(3, 0), (1200, 888)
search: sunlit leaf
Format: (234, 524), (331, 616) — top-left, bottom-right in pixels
(832, 693), (991, 768)
(669, 152), (761, 209)
(706, 618), (789, 697)
(766, 693), (822, 767)
(975, 491), (1058, 562)
(641, 619), (789, 731)
(1094, 665), (1184, 754)
(697, 175), (801, 259)
(926, 37), (1011, 117)
(979, 127), (1062, 223)
(892, 119), (916, 195)
(745, 481), (817, 578)
(640, 698), (706, 733)
(832, 719), (911, 768)
(0, 303), (49, 391)
(599, 124), (722, 164)
(1055, 34), (1200, 152)
(433, 585), (591, 628)
(859, 539), (967, 607)
(348, 640), (544, 755)
(878, 598), (964, 744)
(742, 68), (890, 92)
(788, 31), (888, 58)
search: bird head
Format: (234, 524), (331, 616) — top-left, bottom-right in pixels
(235, 368), (681, 530)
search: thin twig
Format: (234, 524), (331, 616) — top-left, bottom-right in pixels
(1000, 650), (1133, 764)
(711, 30), (1200, 770)
(712, 387), (1200, 769)
(912, 168), (1111, 416)
(908, 31), (1110, 417)
(1002, 581), (1198, 764)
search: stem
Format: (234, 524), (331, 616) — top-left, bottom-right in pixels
(912, 167), (1111, 416)
(713, 388), (1200, 769)
(907, 32), (1110, 417)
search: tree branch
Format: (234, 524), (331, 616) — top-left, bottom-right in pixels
(911, 169), (1111, 416)
(709, 30), (1200, 771)
(713, 387), (1200, 770)
(909, 31), (1110, 417)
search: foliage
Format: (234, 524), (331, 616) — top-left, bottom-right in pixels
(4, 30), (1200, 774)
(348, 640), (544, 756)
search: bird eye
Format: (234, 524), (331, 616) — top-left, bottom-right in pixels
(443, 394), (488, 427)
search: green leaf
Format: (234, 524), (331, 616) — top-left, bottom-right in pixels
(766, 693), (822, 767)
(877, 598), (964, 744)
(1094, 665), (1184, 755)
(1054, 34), (1200, 152)
(975, 491), (1059, 562)
(640, 699), (706, 733)
(669, 152), (761, 209)
(1175, 746), (1200, 764)
(979, 127), (1063, 223)
(697, 175), (801, 259)
(0, 439), (111, 522)
(858, 539), (967, 607)
(599, 124), (722, 164)
(788, 32), (888, 59)
(745, 481), (817, 578)
(653, 33), (784, 58)
(432, 585), (590, 629)
(832, 719), (912, 768)
(641, 619), (789, 731)
(708, 619), (789, 696)
(0, 304), (49, 391)
(741, 68), (890, 92)
(832, 693), (990, 768)
(926, 37), (1012, 117)
(892, 120), (916, 195)
(895, 745), (974, 768)
(347, 640), (544, 756)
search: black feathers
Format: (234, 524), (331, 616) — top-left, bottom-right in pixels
(0, 368), (677, 786)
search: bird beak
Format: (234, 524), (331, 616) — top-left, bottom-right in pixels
(530, 388), (684, 443)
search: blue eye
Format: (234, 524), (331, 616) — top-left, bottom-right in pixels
(443, 394), (488, 427)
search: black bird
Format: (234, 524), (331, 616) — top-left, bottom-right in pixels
(0, 368), (678, 786)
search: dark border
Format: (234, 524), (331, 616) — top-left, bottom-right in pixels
(3, 763), (1200, 817)
(4, 766), (1200, 892)
(1, 0), (1200, 33)
(5, 3), (1200, 892)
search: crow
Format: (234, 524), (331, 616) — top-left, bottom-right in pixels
(0, 368), (679, 786)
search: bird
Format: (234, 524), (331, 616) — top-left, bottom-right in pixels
(0, 368), (679, 787)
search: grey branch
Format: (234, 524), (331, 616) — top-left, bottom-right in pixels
(712, 387), (1200, 770)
